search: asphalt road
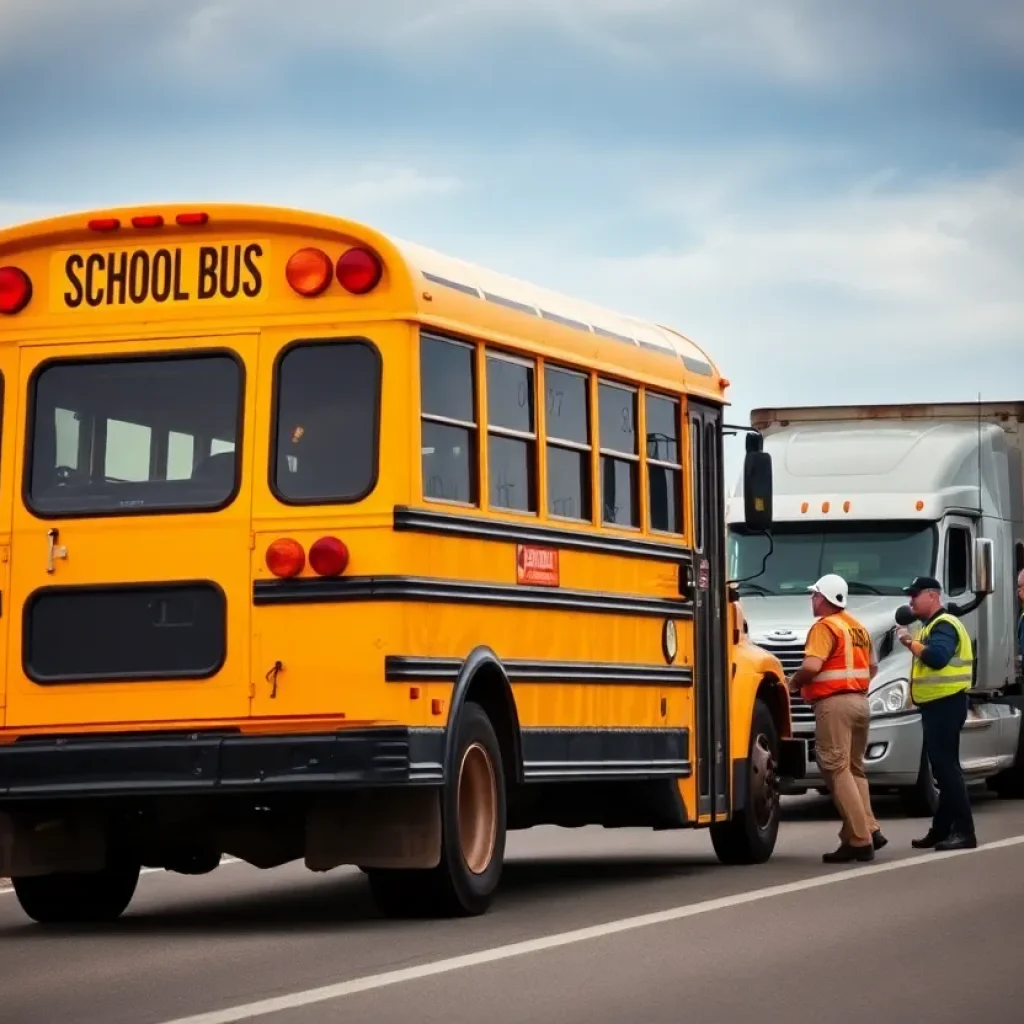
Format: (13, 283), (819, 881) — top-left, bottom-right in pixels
(2, 792), (1024, 1024)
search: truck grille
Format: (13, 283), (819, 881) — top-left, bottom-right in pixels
(756, 641), (815, 726)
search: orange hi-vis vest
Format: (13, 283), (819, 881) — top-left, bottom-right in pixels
(801, 611), (873, 704)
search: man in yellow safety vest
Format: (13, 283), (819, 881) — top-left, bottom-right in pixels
(895, 575), (977, 851)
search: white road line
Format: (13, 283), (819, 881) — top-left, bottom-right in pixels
(0, 855), (241, 895)
(155, 833), (1024, 1024)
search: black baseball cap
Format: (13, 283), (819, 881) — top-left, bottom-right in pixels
(903, 575), (942, 595)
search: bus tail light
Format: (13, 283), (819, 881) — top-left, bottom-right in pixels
(266, 538), (306, 578)
(286, 248), (333, 297)
(336, 247), (382, 294)
(309, 536), (349, 577)
(0, 267), (32, 315)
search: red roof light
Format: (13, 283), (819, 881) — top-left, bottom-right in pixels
(286, 248), (333, 297)
(132, 214), (164, 228)
(176, 212), (209, 226)
(88, 218), (120, 231)
(0, 267), (32, 315)
(336, 247), (382, 294)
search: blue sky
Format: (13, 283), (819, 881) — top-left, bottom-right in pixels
(2, 0), (1023, 467)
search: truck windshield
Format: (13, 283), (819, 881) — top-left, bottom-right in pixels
(727, 522), (937, 597)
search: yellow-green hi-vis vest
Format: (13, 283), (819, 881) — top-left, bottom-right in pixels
(911, 612), (974, 704)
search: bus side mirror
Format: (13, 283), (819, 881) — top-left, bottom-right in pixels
(743, 434), (773, 532)
(974, 537), (994, 595)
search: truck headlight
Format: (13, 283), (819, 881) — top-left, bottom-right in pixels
(868, 679), (909, 717)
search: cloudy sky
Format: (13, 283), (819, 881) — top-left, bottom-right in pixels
(2, 1), (1022, 459)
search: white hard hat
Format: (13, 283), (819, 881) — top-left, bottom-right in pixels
(809, 573), (848, 609)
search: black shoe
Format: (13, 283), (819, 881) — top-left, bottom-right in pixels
(934, 832), (978, 852)
(911, 830), (945, 849)
(872, 831), (888, 851)
(823, 843), (875, 864)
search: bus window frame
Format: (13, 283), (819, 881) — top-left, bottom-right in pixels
(484, 346), (540, 519)
(419, 330), (481, 509)
(644, 388), (684, 538)
(22, 347), (247, 521)
(596, 375), (641, 533)
(267, 335), (384, 508)
(542, 361), (593, 525)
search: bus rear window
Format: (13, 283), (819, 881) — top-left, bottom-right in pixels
(272, 338), (381, 504)
(28, 353), (241, 517)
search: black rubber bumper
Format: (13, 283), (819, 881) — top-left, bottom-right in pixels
(0, 726), (445, 801)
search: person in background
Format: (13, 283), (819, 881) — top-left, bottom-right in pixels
(895, 575), (977, 851)
(788, 573), (887, 863)
(1016, 568), (1024, 682)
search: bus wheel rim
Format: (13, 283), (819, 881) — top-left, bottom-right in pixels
(750, 733), (778, 831)
(457, 741), (498, 875)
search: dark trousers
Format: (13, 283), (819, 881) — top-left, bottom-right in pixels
(919, 690), (975, 838)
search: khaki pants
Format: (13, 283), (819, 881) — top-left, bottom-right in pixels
(813, 692), (879, 847)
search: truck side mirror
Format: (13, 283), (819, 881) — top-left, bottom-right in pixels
(973, 537), (995, 594)
(743, 434), (773, 532)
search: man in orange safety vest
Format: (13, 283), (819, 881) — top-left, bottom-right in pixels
(787, 573), (888, 863)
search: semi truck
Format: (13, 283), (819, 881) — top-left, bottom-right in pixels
(726, 401), (1024, 815)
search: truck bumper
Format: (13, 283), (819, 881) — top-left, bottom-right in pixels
(780, 712), (923, 793)
(0, 727), (445, 802)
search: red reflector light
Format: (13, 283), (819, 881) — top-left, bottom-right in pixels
(0, 267), (32, 315)
(286, 248), (333, 297)
(88, 218), (120, 231)
(265, 538), (306, 578)
(336, 247), (382, 294)
(176, 212), (209, 226)
(132, 214), (164, 228)
(308, 536), (350, 577)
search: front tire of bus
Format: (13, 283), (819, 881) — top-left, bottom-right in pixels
(367, 700), (507, 918)
(710, 698), (780, 865)
(12, 857), (141, 925)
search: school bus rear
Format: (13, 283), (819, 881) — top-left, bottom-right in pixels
(0, 206), (462, 916)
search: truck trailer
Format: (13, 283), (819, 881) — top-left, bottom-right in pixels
(726, 401), (1024, 815)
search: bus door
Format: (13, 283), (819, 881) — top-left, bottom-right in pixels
(0, 347), (16, 724)
(5, 335), (257, 729)
(689, 400), (730, 819)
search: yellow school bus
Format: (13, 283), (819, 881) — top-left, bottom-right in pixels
(0, 204), (794, 924)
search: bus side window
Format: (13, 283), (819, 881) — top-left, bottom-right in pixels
(420, 333), (478, 506)
(597, 379), (639, 528)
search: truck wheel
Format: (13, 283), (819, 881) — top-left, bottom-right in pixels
(13, 858), (140, 925)
(367, 700), (507, 918)
(898, 752), (939, 817)
(710, 698), (780, 865)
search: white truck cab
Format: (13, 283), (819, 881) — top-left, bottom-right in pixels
(726, 402), (1024, 816)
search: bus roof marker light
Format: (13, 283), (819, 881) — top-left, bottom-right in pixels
(265, 538), (306, 578)
(88, 218), (120, 231)
(176, 212), (209, 226)
(336, 247), (383, 294)
(0, 266), (32, 315)
(131, 215), (164, 228)
(286, 248), (333, 296)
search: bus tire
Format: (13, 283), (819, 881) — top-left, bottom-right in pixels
(12, 857), (140, 925)
(710, 698), (780, 865)
(367, 700), (506, 918)
(898, 752), (939, 817)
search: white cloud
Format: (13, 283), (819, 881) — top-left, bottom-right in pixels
(3, 0), (1022, 86)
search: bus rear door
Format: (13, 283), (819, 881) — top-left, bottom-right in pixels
(5, 335), (257, 730)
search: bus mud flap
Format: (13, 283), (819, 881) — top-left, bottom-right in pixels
(304, 789), (442, 872)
